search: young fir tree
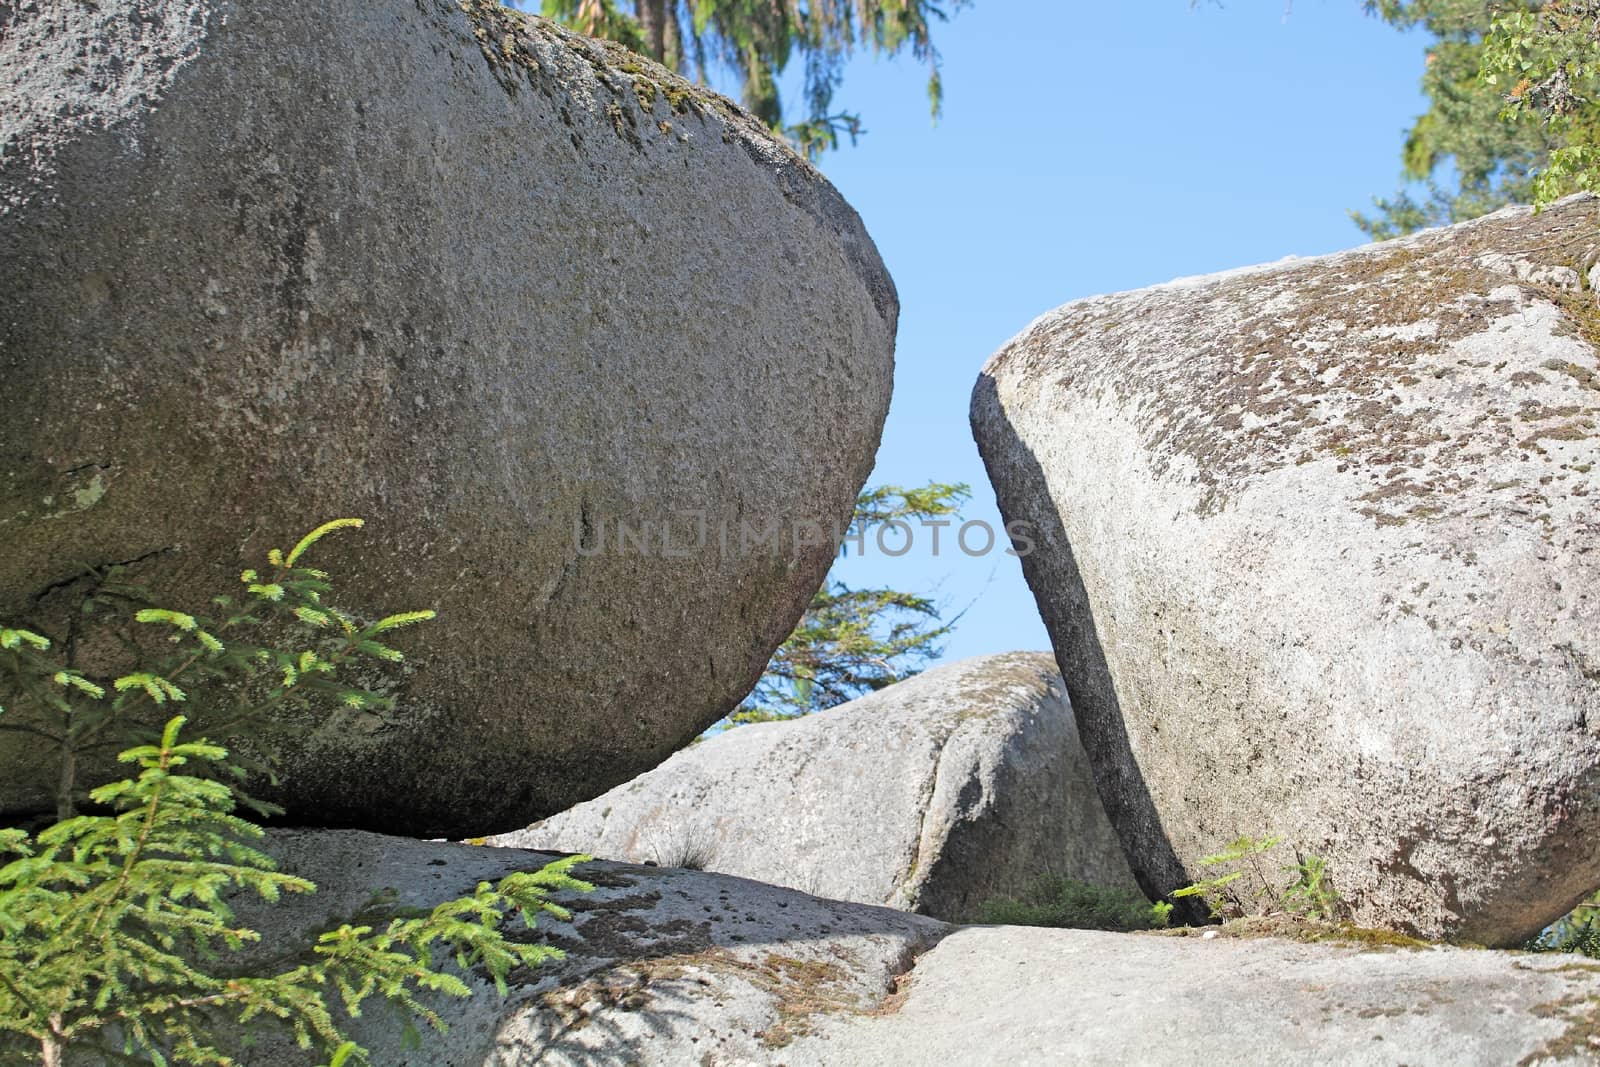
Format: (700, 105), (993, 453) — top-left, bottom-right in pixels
(0, 521), (591, 1065)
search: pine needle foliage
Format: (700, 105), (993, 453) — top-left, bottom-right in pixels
(1527, 889), (1600, 957)
(0, 717), (592, 1066)
(1170, 835), (1284, 919)
(531, 0), (971, 159)
(850, 481), (970, 528)
(0, 522), (593, 1065)
(1172, 835), (1341, 922)
(1, 518), (438, 821)
(732, 583), (949, 723)
(728, 482), (969, 725)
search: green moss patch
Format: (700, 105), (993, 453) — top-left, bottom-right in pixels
(1153, 915), (1437, 950)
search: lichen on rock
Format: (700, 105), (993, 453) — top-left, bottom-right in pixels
(973, 195), (1600, 946)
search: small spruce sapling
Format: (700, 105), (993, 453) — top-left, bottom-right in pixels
(1172, 835), (1341, 922)
(1171, 835), (1284, 919)
(0, 521), (593, 1065)
(1280, 853), (1341, 922)
(1, 518), (441, 821)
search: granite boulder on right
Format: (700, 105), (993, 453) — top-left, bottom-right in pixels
(971, 195), (1600, 946)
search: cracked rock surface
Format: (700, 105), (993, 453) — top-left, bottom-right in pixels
(0, 0), (894, 836)
(487, 652), (1138, 921)
(971, 196), (1600, 945)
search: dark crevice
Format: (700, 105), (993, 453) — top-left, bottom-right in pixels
(25, 545), (178, 609)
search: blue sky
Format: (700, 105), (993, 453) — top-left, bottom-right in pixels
(793, 1), (1432, 664)
(519, 1), (1437, 666)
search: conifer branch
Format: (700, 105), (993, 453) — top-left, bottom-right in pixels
(0, 520), (590, 1062)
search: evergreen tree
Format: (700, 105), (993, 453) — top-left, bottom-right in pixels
(729, 482), (969, 724)
(1355, 0), (1599, 237)
(527, 0), (971, 158)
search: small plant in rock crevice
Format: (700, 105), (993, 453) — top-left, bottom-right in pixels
(1279, 853), (1341, 922)
(646, 829), (719, 872)
(1173, 835), (1341, 922)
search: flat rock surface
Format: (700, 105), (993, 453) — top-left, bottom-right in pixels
(972, 196), (1600, 944)
(234, 832), (1600, 1066)
(0, 0), (894, 836)
(489, 652), (1139, 921)
(782, 926), (1600, 1066)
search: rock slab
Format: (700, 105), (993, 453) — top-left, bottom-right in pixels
(488, 652), (1140, 921)
(0, 1), (895, 835)
(237, 830), (944, 1066)
(234, 832), (1600, 1066)
(972, 196), (1600, 945)
(780, 926), (1600, 1066)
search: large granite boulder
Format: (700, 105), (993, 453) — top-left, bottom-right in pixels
(0, 1), (894, 835)
(972, 196), (1600, 946)
(488, 652), (1140, 921)
(232, 833), (1600, 1065)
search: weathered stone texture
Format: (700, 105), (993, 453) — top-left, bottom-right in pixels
(490, 653), (1140, 921)
(0, 0), (895, 835)
(973, 197), (1600, 945)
